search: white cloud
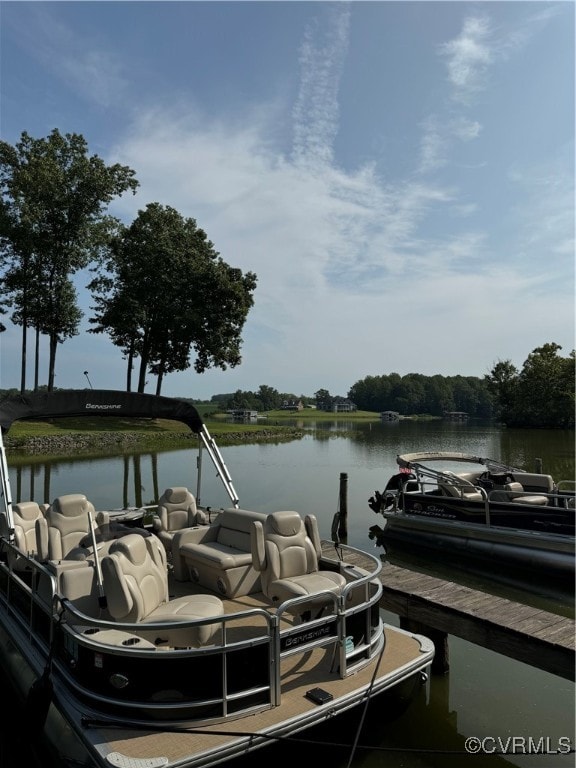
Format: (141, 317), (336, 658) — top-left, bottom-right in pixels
(417, 115), (481, 175)
(439, 15), (492, 101)
(418, 115), (447, 174)
(292, 5), (351, 171)
(450, 117), (482, 142)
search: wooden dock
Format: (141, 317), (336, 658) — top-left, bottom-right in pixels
(322, 543), (575, 681)
(378, 561), (575, 681)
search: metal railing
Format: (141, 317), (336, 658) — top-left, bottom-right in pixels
(0, 536), (385, 724)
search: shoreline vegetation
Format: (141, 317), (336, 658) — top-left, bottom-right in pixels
(4, 409), (395, 460)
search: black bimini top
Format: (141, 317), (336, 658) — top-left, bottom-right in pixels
(0, 390), (204, 435)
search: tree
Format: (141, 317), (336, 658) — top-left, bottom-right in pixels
(255, 385), (282, 411)
(0, 129), (138, 391)
(485, 360), (519, 423)
(314, 389), (333, 411)
(515, 343), (575, 428)
(89, 203), (257, 395)
(487, 344), (574, 428)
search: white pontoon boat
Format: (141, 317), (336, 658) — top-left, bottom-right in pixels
(0, 390), (434, 768)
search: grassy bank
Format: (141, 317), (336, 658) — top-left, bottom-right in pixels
(4, 415), (304, 460)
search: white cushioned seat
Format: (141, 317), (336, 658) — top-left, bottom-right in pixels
(174, 509), (266, 597)
(152, 487), (207, 554)
(0, 501), (47, 571)
(251, 511), (346, 615)
(39, 494), (109, 562)
(102, 533), (223, 647)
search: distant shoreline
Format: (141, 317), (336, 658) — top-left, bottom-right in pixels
(5, 426), (305, 460)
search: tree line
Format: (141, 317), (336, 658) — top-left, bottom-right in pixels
(348, 343), (574, 428)
(0, 129), (257, 395)
(208, 344), (574, 429)
(0, 342), (572, 429)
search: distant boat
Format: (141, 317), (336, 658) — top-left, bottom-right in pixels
(229, 408), (259, 421)
(368, 451), (575, 582)
(0, 390), (434, 768)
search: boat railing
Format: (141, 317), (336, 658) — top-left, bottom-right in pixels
(0, 539), (60, 651)
(0, 536), (385, 723)
(396, 475), (575, 528)
(556, 480), (576, 495)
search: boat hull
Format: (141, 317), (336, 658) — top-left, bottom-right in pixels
(381, 512), (575, 579)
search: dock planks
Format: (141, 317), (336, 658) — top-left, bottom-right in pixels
(322, 543), (575, 681)
(378, 561), (575, 681)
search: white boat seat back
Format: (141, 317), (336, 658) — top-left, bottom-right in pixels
(0, 501), (48, 571)
(13, 501), (46, 557)
(514, 473), (555, 494)
(153, 487), (207, 553)
(103, 533), (169, 621)
(102, 533), (223, 647)
(42, 494), (100, 561)
(251, 511), (346, 612)
(438, 472), (483, 501)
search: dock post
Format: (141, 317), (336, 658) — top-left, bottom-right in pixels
(338, 472), (348, 540)
(400, 618), (449, 674)
(535, 457), (543, 473)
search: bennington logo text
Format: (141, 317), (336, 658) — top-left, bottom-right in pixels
(85, 403), (122, 410)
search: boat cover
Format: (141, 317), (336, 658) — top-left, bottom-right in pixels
(0, 390), (204, 435)
(397, 452), (488, 467)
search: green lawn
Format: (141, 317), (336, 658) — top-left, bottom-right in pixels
(6, 414), (295, 440)
(262, 408), (380, 420)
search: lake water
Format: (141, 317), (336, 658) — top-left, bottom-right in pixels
(5, 420), (576, 768)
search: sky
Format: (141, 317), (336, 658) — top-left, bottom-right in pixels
(0, 1), (574, 401)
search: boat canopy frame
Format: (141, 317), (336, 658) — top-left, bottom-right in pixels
(0, 389), (240, 534)
(397, 452), (524, 476)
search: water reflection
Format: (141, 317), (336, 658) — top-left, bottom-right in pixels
(12, 452), (167, 510)
(8, 419), (574, 515)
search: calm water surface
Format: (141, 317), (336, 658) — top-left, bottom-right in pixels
(5, 421), (575, 768)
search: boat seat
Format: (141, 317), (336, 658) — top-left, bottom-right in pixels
(39, 493), (110, 562)
(101, 533), (223, 647)
(0, 501), (48, 571)
(513, 473), (555, 494)
(504, 482), (548, 506)
(174, 509), (266, 596)
(251, 511), (346, 617)
(152, 486), (208, 555)
(438, 472), (483, 501)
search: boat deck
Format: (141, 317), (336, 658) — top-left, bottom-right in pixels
(89, 624), (424, 768)
(61, 570), (432, 768)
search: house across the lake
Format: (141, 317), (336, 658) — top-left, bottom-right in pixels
(280, 400), (304, 411)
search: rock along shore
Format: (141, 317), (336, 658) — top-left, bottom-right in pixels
(5, 428), (304, 456)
